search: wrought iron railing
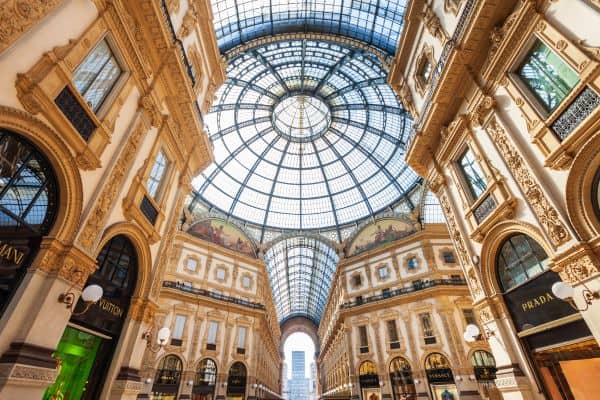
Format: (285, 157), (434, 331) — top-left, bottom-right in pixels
(140, 195), (159, 225)
(473, 194), (497, 223)
(55, 86), (96, 141)
(340, 278), (467, 308)
(162, 281), (266, 310)
(551, 86), (600, 140)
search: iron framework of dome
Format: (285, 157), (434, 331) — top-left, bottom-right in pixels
(210, 0), (408, 54)
(191, 39), (419, 239)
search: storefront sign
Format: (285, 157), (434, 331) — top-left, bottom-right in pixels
(359, 374), (380, 388)
(0, 240), (26, 266)
(473, 367), (497, 381)
(97, 298), (124, 317)
(425, 369), (454, 384)
(504, 271), (576, 332)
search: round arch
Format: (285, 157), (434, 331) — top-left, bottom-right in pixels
(566, 129), (600, 241)
(479, 220), (553, 296)
(96, 221), (153, 298)
(280, 316), (320, 355)
(0, 106), (83, 242)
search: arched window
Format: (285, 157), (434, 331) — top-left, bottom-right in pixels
(227, 362), (247, 395)
(156, 355), (183, 384)
(153, 355), (183, 399)
(497, 234), (548, 291)
(470, 350), (497, 382)
(424, 353), (451, 370)
(389, 357), (415, 400)
(196, 358), (217, 386)
(0, 130), (58, 315)
(470, 350), (495, 368)
(359, 360), (379, 389)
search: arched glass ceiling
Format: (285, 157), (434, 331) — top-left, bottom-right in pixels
(191, 39), (419, 233)
(210, 0), (408, 54)
(264, 236), (339, 324)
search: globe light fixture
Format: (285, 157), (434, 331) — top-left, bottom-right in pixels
(552, 280), (599, 311)
(57, 270), (104, 316)
(142, 327), (171, 353)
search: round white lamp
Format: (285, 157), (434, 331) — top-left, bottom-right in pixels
(463, 331), (476, 343)
(552, 281), (574, 300)
(157, 327), (171, 345)
(81, 284), (103, 303)
(145, 377), (152, 384)
(465, 324), (480, 337)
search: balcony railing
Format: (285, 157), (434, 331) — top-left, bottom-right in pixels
(162, 281), (266, 310)
(340, 278), (467, 309)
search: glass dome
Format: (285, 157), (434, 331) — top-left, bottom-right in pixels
(192, 39), (418, 233)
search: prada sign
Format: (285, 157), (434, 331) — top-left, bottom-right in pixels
(503, 271), (576, 332)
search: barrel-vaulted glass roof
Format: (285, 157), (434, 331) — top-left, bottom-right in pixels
(264, 236), (339, 324)
(191, 39), (418, 235)
(210, 0), (409, 54)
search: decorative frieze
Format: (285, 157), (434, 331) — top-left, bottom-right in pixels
(0, 0), (63, 54)
(78, 119), (148, 252)
(486, 117), (571, 247)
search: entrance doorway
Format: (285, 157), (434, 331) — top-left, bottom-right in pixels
(43, 235), (138, 400)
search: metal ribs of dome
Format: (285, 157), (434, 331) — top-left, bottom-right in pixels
(191, 39), (419, 237)
(210, 0), (409, 54)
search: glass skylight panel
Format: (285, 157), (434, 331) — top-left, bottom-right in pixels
(192, 39), (418, 235)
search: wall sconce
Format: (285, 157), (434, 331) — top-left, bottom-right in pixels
(145, 378), (152, 384)
(463, 323), (494, 343)
(455, 376), (463, 381)
(413, 379), (420, 385)
(552, 280), (599, 312)
(58, 275), (103, 316)
(378, 380), (385, 387)
(222, 382), (228, 387)
(142, 327), (171, 353)
(186, 380), (194, 387)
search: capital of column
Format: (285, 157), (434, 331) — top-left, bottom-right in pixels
(34, 239), (97, 288)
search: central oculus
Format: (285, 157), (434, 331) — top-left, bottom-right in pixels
(272, 95), (331, 141)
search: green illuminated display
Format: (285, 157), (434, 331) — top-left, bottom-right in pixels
(43, 327), (102, 400)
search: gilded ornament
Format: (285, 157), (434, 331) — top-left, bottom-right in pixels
(486, 117), (570, 246)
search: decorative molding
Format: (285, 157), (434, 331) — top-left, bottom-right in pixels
(0, 0), (63, 54)
(421, 4), (449, 44)
(485, 116), (570, 247)
(129, 298), (158, 324)
(78, 118), (148, 252)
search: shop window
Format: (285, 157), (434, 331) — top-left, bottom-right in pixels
(424, 353), (456, 396)
(471, 350), (497, 381)
(146, 149), (170, 201)
(359, 361), (379, 390)
(45, 235), (139, 399)
(389, 357), (415, 400)
(73, 39), (123, 113)
(195, 358), (217, 390)
(207, 320), (219, 350)
(419, 313), (436, 345)
(387, 320), (400, 349)
(153, 355), (183, 398)
(0, 131), (58, 316)
(227, 362), (247, 397)
(497, 234), (548, 291)
(171, 314), (186, 346)
(359, 325), (369, 353)
(458, 148), (487, 201)
(442, 251), (455, 264)
(517, 40), (579, 113)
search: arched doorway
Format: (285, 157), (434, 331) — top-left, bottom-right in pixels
(43, 235), (138, 400)
(358, 361), (380, 400)
(496, 233), (600, 399)
(0, 130), (58, 317)
(282, 330), (317, 400)
(227, 361), (247, 400)
(424, 353), (456, 400)
(470, 350), (499, 399)
(389, 357), (415, 400)
(194, 358), (217, 400)
(152, 354), (183, 399)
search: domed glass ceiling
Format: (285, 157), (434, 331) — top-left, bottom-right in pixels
(192, 39), (418, 232)
(210, 0), (408, 54)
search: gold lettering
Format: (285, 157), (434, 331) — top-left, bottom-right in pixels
(98, 298), (123, 317)
(0, 242), (25, 266)
(520, 292), (556, 312)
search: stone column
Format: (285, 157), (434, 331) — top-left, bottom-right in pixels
(476, 300), (542, 400)
(0, 242), (96, 399)
(108, 298), (159, 400)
